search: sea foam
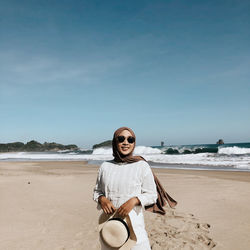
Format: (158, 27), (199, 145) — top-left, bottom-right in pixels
(92, 146), (161, 155)
(1, 144), (250, 170)
(218, 146), (250, 155)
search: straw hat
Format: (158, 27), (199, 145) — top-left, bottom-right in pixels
(99, 212), (137, 249)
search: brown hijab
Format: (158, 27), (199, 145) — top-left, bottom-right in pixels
(112, 127), (177, 215)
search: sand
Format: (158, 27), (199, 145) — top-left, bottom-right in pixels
(0, 161), (250, 250)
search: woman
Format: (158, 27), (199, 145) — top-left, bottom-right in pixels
(93, 127), (158, 249)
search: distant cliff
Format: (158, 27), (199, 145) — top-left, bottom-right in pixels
(92, 140), (112, 149)
(0, 140), (78, 152)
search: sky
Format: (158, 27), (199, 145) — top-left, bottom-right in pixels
(0, 0), (250, 148)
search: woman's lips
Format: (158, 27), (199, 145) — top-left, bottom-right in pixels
(122, 147), (129, 150)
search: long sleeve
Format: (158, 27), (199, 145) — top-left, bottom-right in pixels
(137, 163), (157, 207)
(93, 166), (105, 203)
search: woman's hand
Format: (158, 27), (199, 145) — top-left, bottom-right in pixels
(98, 196), (116, 214)
(117, 197), (140, 217)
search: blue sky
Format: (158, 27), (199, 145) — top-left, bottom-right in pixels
(0, 0), (250, 148)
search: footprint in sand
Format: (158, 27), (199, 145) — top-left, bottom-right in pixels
(144, 208), (216, 250)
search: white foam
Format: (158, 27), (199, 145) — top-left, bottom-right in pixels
(218, 146), (250, 155)
(134, 146), (162, 155)
(92, 146), (161, 155)
(57, 149), (71, 153)
(1, 147), (250, 170)
(142, 153), (250, 169)
(0, 152), (113, 161)
(92, 147), (112, 155)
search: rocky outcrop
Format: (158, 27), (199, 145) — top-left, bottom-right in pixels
(92, 140), (112, 149)
(216, 139), (224, 145)
(0, 142), (25, 152)
(0, 140), (78, 152)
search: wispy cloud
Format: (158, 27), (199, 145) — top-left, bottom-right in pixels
(0, 50), (125, 88)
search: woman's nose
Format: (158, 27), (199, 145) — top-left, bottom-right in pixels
(122, 139), (129, 144)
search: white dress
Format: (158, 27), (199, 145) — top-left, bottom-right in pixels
(93, 160), (157, 250)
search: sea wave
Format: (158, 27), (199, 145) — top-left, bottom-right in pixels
(92, 146), (161, 155)
(92, 147), (112, 155)
(1, 144), (250, 170)
(143, 153), (250, 169)
(134, 146), (162, 155)
(162, 144), (250, 155)
(163, 146), (218, 154)
(0, 152), (112, 161)
(218, 146), (250, 155)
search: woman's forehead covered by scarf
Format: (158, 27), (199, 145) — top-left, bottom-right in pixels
(113, 127), (136, 140)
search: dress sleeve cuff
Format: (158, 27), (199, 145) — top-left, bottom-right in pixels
(136, 195), (147, 208)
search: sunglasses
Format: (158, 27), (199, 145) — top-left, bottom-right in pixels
(117, 136), (135, 144)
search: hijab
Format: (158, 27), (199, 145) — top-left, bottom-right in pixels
(112, 127), (177, 214)
(112, 126), (144, 163)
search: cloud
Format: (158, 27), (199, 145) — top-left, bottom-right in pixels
(0, 49), (125, 88)
(0, 33), (166, 91)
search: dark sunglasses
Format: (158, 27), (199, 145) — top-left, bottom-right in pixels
(117, 136), (135, 144)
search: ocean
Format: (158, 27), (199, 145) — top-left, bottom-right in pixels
(1, 142), (250, 172)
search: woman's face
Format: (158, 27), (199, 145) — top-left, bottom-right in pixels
(117, 129), (135, 156)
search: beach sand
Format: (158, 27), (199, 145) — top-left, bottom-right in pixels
(0, 161), (250, 250)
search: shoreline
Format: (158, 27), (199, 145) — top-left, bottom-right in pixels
(1, 161), (250, 249)
(1, 143), (250, 172)
(152, 167), (250, 182)
(1, 159), (250, 172)
(1, 159), (250, 176)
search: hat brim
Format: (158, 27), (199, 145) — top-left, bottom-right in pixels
(99, 212), (137, 250)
